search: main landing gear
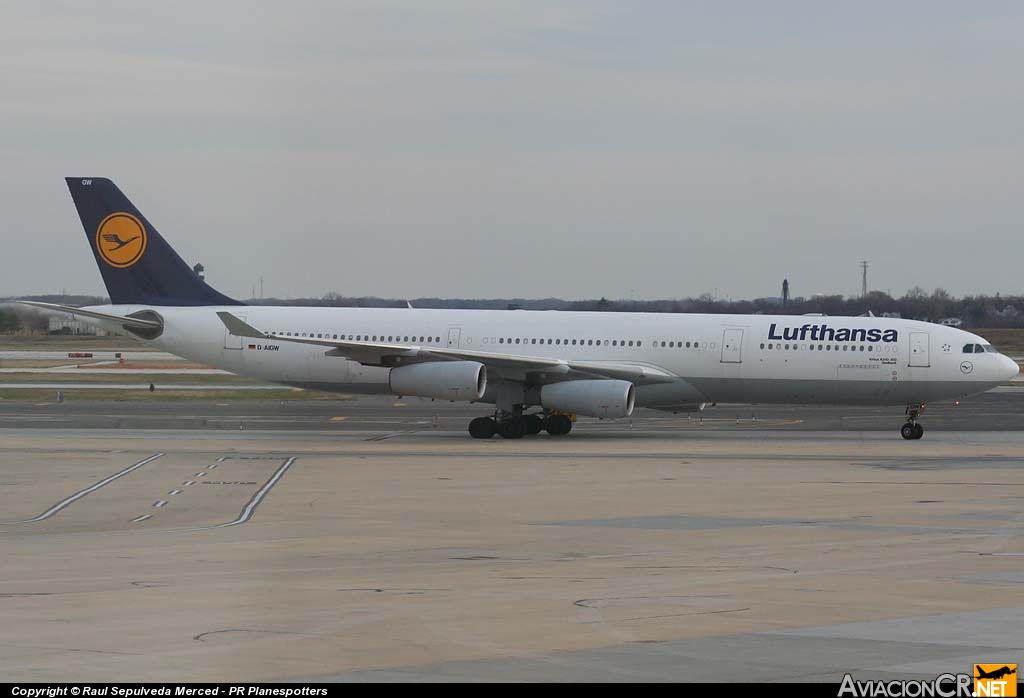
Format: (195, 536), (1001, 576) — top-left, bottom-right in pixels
(468, 412), (573, 439)
(900, 404), (925, 440)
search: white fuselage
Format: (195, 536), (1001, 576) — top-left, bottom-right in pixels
(82, 305), (1019, 409)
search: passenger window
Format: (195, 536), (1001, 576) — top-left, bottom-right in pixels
(548, 339), (553, 344)
(571, 339), (577, 345)
(628, 340), (634, 347)
(515, 338), (520, 344)
(499, 338), (504, 344)
(612, 340), (617, 346)
(555, 339), (560, 345)
(868, 346), (873, 352)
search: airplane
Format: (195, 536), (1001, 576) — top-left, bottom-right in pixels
(976, 666), (1016, 681)
(19, 177), (1020, 440)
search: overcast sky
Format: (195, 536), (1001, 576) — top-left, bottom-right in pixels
(2, 1), (1022, 301)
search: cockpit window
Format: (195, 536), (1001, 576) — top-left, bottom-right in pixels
(965, 343), (998, 353)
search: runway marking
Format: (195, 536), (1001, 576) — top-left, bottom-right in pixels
(3, 453), (164, 524)
(153, 500), (168, 508)
(177, 457), (298, 531)
(195, 472), (207, 477)
(365, 430), (418, 442)
(168, 490), (182, 496)
(131, 514), (152, 523)
(183, 480), (196, 486)
(330, 416), (348, 422)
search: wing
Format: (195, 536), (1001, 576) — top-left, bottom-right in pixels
(16, 301), (163, 329)
(101, 233), (121, 243)
(217, 312), (678, 385)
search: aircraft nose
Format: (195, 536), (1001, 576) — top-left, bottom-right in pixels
(1003, 354), (1021, 382)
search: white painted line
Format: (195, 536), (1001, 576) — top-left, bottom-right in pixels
(196, 472), (207, 477)
(131, 514), (152, 523)
(183, 481), (196, 486)
(4, 454), (165, 524)
(180, 457), (298, 531)
(207, 464), (218, 469)
(153, 500), (168, 508)
(168, 490), (182, 496)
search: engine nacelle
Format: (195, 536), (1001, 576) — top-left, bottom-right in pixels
(389, 361), (487, 402)
(541, 379), (635, 419)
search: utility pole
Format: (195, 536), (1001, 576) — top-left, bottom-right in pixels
(860, 261), (869, 298)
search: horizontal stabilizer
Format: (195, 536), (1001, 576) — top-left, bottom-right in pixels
(16, 301), (163, 329)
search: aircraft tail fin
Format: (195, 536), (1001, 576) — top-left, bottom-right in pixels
(64, 178), (242, 307)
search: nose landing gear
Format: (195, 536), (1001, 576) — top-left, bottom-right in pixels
(901, 404), (925, 440)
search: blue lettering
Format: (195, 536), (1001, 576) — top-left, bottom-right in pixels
(767, 324), (898, 343)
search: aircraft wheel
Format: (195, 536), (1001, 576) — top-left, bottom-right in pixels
(914, 423), (924, 439)
(545, 414), (573, 436)
(498, 418), (526, 439)
(468, 417), (495, 439)
(900, 422), (917, 440)
(524, 414), (544, 436)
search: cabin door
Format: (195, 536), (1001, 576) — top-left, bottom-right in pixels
(909, 332), (930, 367)
(721, 328), (743, 363)
(447, 327), (462, 349)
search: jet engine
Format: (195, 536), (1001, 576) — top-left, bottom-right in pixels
(389, 361), (487, 401)
(541, 379), (635, 419)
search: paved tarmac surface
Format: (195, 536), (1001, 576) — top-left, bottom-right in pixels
(0, 390), (1022, 434)
(1, 393), (1022, 682)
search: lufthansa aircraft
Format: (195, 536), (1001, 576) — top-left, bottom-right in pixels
(21, 178), (1019, 440)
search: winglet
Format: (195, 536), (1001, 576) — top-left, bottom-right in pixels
(216, 311), (270, 339)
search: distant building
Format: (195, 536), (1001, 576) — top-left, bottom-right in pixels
(939, 317), (963, 327)
(48, 317), (108, 336)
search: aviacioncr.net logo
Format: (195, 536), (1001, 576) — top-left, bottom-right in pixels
(95, 212), (147, 268)
(839, 673), (974, 697)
